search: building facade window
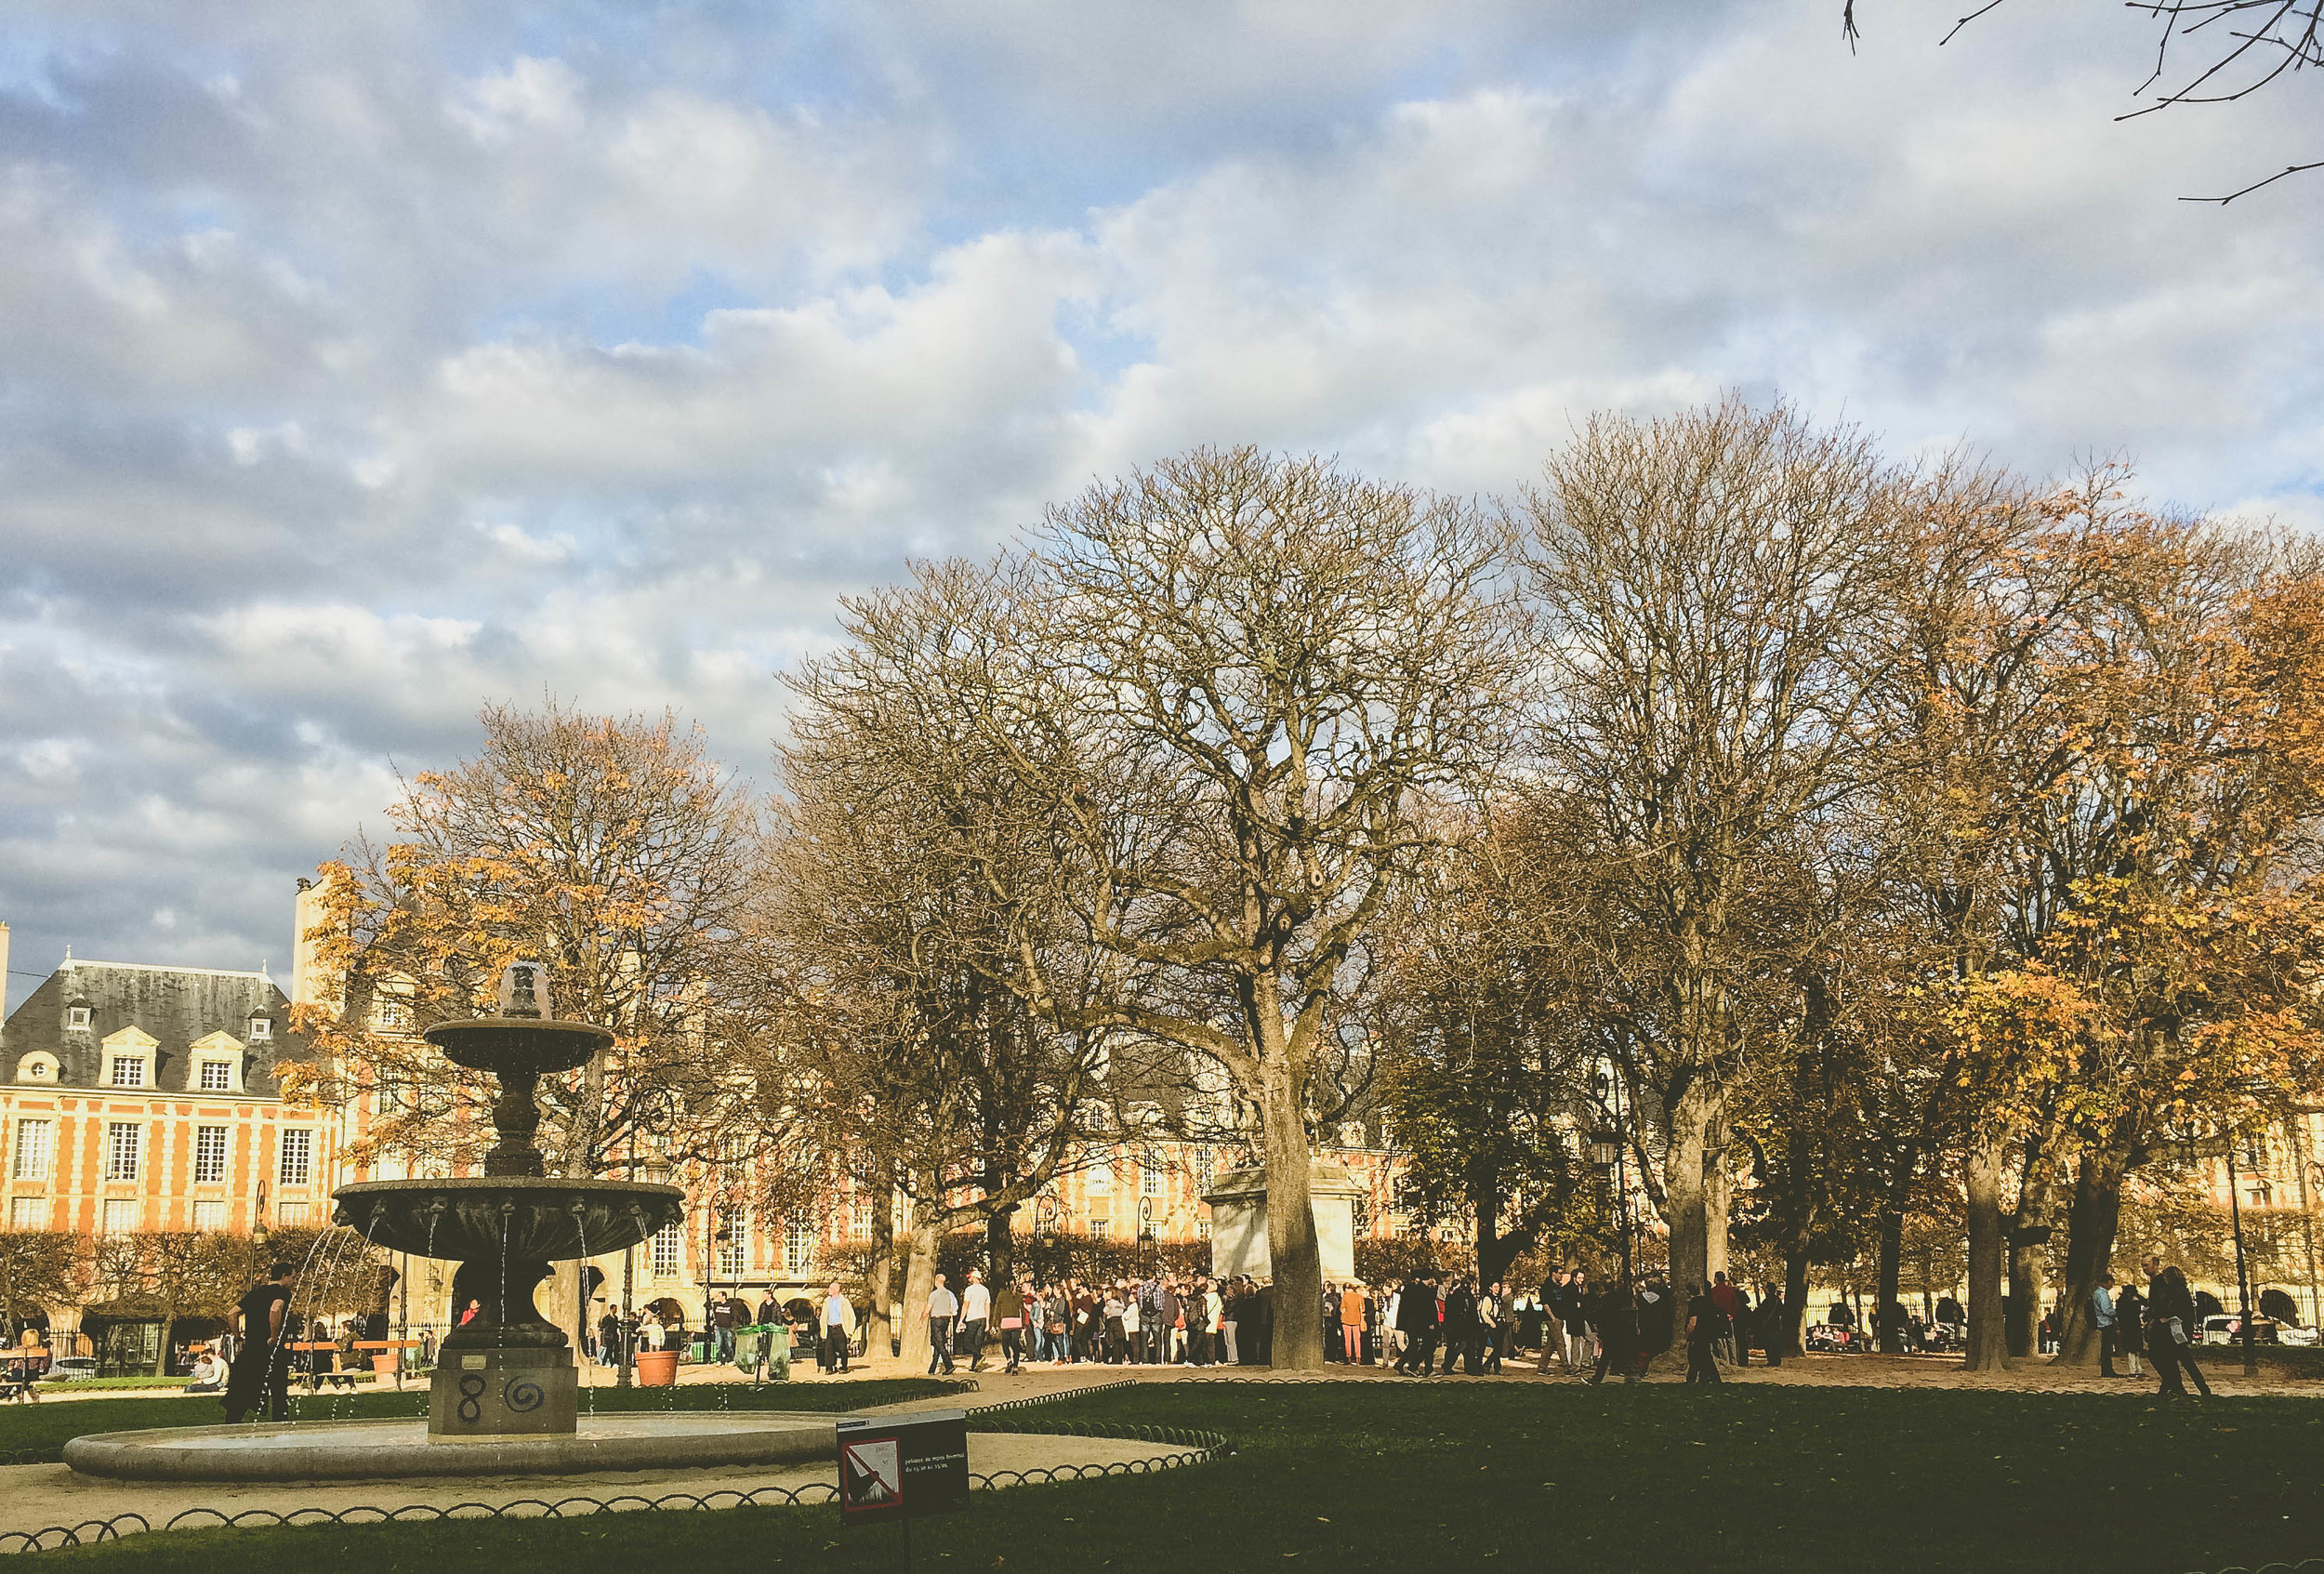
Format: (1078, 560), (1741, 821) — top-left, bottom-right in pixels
(200, 1060), (234, 1091)
(101, 1198), (141, 1235)
(8, 1197), (45, 1230)
(651, 1223), (682, 1277)
(1352, 1193), (1371, 1237)
(105, 1122), (140, 1181)
(279, 1129), (313, 1186)
(66, 1006), (90, 1030)
(1086, 1163), (1110, 1197)
(1089, 1214), (1112, 1237)
(715, 1206), (749, 1278)
(276, 1201), (310, 1226)
(248, 1016), (272, 1040)
(194, 1126), (229, 1184)
(191, 1199), (228, 1231)
(12, 1118), (53, 1182)
(109, 1054), (148, 1087)
(1141, 1146), (1165, 1197)
(785, 1211), (816, 1271)
(850, 1197), (874, 1238)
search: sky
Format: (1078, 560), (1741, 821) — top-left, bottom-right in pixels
(1, 0), (2319, 990)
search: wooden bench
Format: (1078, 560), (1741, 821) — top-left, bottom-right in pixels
(285, 1343), (362, 1391)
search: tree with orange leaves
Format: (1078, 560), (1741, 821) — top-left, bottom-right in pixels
(287, 700), (774, 1183)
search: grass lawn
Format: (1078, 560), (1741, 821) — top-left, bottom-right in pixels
(20, 1381), (2324, 1572)
(0, 1377), (957, 1466)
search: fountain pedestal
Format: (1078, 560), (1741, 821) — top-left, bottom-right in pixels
(431, 1347), (577, 1439)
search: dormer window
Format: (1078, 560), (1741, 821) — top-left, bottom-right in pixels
(109, 1054), (149, 1088)
(14, 1052), (58, 1084)
(66, 1006), (91, 1030)
(248, 1016), (272, 1041)
(185, 1032), (245, 1093)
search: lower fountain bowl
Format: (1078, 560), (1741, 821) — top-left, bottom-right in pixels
(331, 1177), (686, 1262)
(64, 1412), (840, 1482)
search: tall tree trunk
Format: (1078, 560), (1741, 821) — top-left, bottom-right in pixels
(984, 1199), (1017, 1289)
(1664, 1078), (1721, 1296)
(1963, 1131), (2011, 1371)
(864, 1182), (899, 1360)
(2051, 1142), (2128, 1367)
(1875, 1204), (1906, 1354)
(2006, 1144), (2058, 1358)
(1254, 997), (1322, 1370)
(1781, 1237), (1812, 1358)
(153, 1314), (175, 1378)
(896, 1210), (941, 1374)
(1704, 1148), (1732, 1286)
(1474, 1175), (1525, 1287)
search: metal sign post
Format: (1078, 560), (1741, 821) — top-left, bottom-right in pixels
(837, 1409), (970, 1572)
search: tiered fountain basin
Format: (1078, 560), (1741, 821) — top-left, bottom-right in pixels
(64, 1412), (838, 1482)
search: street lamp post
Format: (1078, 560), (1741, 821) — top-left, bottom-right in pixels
(2225, 1137), (2259, 1378)
(1588, 1124), (1629, 1287)
(1590, 1069), (1632, 1288)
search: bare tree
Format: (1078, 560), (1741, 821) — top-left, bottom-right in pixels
(1517, 397), (1908, 1307)
(765, 572), (1117, 1370)
(959, 448), (1529, 1370)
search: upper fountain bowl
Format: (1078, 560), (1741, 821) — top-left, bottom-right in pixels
(422, 1017), (611, 1078)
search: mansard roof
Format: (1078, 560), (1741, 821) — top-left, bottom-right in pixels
(3, 958), (308, 1096)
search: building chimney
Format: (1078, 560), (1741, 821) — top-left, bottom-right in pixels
(0, 919), (10, 1022)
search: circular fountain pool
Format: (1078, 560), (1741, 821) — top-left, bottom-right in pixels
(63, 1411), (838, 1482)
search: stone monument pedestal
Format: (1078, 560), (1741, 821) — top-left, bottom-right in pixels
(1203, 1160), (1363, 1281)
(429, 1347), (577, 1439)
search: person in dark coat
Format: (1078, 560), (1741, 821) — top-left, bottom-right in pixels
(221, 1262), (297, 1422)
(1635, 1277), (1677, 1380)
(1590, 1282), (1640, 1384)
(1395, 1274), (1439, 1375)
(1684, 1284), (1723, 1383)
(1440, 1278), (1478, 1374)
(2143, 1257), (2212, 1397)
(2114, 1282), (2146, 1378)
(1759, 1287), (1787, 1367)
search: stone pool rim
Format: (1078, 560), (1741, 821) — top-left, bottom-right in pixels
(62, 1411), (839, 1483)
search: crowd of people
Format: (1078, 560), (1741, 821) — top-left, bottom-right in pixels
(921, 1268), (1266, 1372)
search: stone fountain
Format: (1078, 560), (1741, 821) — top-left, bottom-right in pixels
(65, 963), (838, 1483)
(329, 960), (685, 1439)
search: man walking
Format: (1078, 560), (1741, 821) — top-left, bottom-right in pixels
(822, 1282), (856, 1374)
(925, 1273), (959, 1375)
(712, 1293), (739, 1364)
(958, 1268), (992, 1373)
